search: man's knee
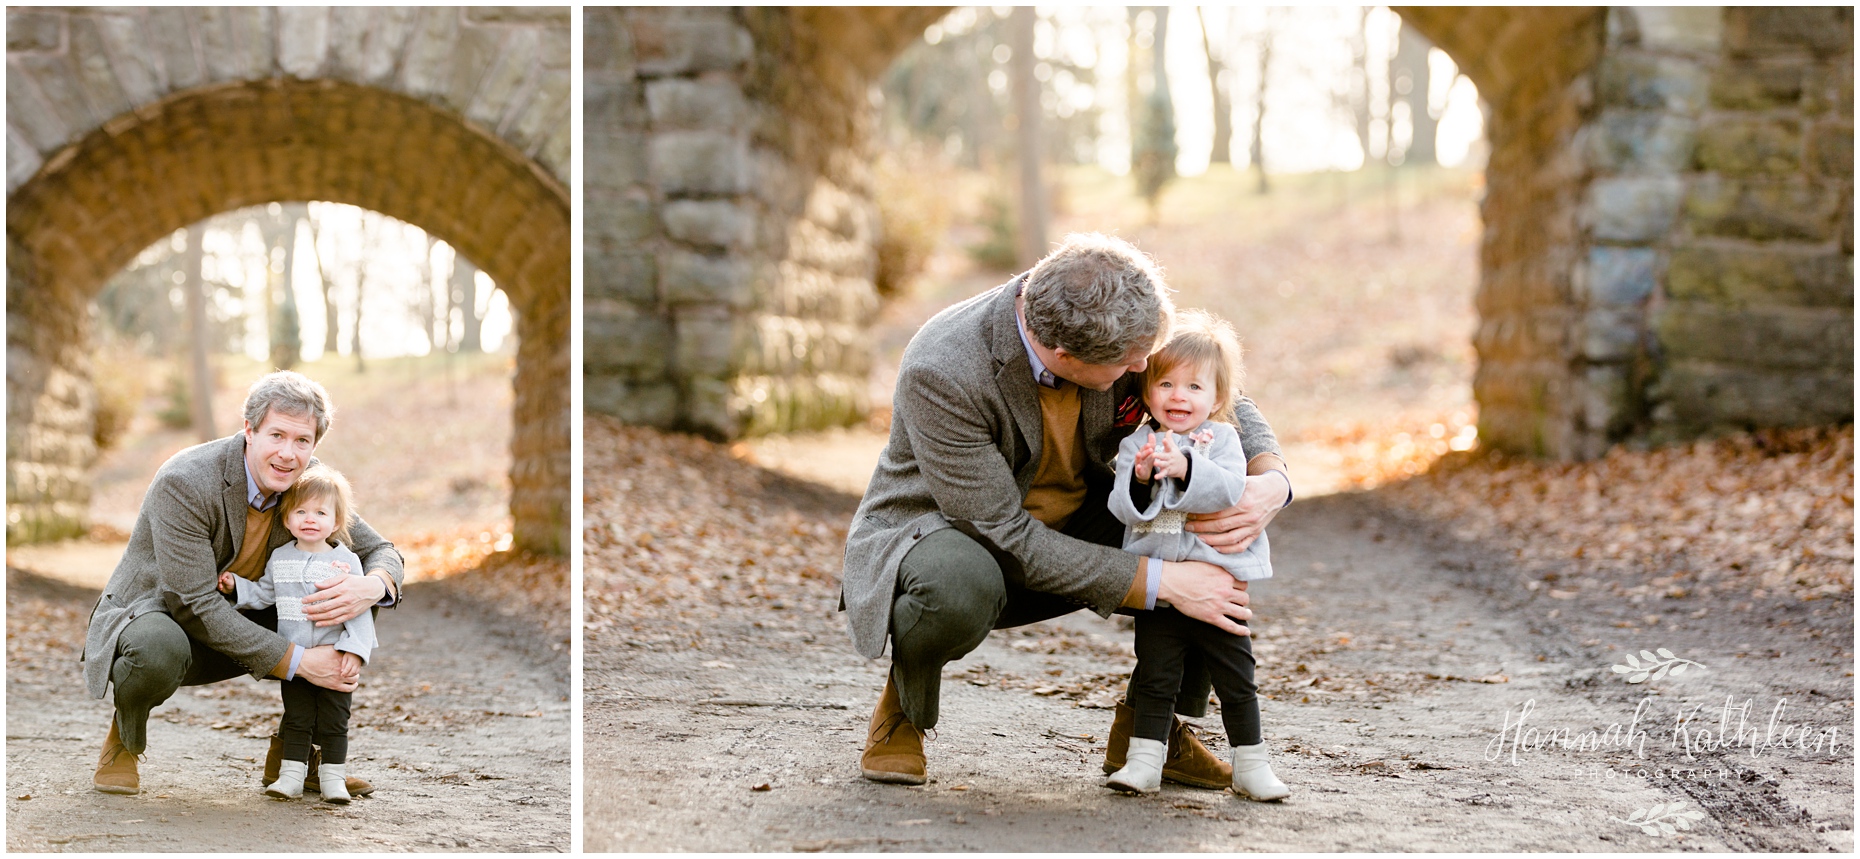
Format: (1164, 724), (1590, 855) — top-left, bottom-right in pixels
(112, 613), (192, 699)
(891, 529), (1007, 656)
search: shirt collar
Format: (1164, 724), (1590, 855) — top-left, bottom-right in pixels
(242, 455), (279, 511)
(1013, 280), (1061, 389)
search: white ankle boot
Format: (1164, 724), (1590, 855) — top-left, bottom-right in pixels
(1230, 743), (1289, 801)
(1105, 737), (1166, 794)
(266, 760), (307, 799)
(318, 763), (351, 804)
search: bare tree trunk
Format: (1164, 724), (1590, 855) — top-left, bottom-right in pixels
(1395, 21), (1436, 167)
(183, 224), (215, 440)
(453, 253), (483, 354)
(1198, 7), (1232, 165)
(1250, 12), (1272, 195)
(305, 212), (341, 356)
(1009, 6), (1048, 269)
(1351, 6), (1372, 164)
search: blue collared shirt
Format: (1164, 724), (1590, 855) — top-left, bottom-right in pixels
(243, 461), (279, 512)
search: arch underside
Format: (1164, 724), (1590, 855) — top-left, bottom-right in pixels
(7, 78), (569, 552)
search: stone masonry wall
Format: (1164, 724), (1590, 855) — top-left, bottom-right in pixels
(6, 7), (572, 551)
(583, 8), (938, 439)
(1647, 7), (1853, 439)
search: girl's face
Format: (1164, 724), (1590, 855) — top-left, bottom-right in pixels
(285, 493), (337, 546)
(1144, 360), (1218, 433)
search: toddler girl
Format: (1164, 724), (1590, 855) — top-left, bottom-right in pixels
(1104, 309), (1288, 801)
(219, 464), (376, 804)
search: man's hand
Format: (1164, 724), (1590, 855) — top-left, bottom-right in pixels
(301, 573), (388, 627)
(1156, 560), (1251, 635)
(1184, 470), (1289, 553)
(297, 645), (360, 692)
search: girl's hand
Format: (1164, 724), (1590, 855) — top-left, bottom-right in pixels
(1132, 432), (1157, 482)
(1153, 434), (1189, 480)
(217, 571), (237, 594)
(339, 651), (363, 677)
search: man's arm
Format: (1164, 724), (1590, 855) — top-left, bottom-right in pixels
(301, 513), (403, 626)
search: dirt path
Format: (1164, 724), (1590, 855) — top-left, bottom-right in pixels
(5, 569), (571, 852)
(583, 475), (1853, 851)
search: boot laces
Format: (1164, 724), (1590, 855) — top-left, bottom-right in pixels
(871, 711), (927, 745)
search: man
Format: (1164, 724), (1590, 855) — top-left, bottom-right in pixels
(82, 371), (404, 796)
(841, 234), (1292, 788)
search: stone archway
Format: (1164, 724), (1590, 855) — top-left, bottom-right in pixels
(584, 6), (1851, 460)
(7, 7), (570, 553)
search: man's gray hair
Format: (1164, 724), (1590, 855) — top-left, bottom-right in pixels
(242, 371), (334, 441)
(1021, 233), (1174, 365)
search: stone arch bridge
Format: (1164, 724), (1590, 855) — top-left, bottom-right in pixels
(586, 6), (1850, 459)
(8, 7), (571, 552)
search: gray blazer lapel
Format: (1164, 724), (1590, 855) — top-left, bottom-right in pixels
(988, 279), (1042, 485)
(221, 434), (249, 559)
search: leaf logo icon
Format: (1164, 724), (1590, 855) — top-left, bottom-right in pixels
(1610, 647), (1703, 683)
(1612, 802), (1707, 837)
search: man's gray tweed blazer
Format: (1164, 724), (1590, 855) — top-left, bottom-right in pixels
(82, 433), (404, 699)
(839, 277), (1280, 660)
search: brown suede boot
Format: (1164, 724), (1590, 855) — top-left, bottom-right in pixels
(265, 735), (374, 797)
(859, 677), (926, 785)
(93, 719), (140, 795)
(1101, 698), (1232, 789)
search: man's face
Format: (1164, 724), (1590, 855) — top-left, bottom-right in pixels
(1049, 345), (1151, 392)
(244, 410), (318, 497)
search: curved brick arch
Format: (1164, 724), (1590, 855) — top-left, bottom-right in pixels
(585, 6), (1850, 460)
(7, 7), (569, 553)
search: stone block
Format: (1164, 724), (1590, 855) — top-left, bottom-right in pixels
(540, 122), (570, 183)
(1807, 122), (1853, 177)
(396, 6), (461, 99)
(6, 61), (71, 151)
(1725, 7), (1853, 59)
(1684, 176), (1842, 241)
(662, 200), (753, 250)
(584, 251), (657, 304)
(8, 11), (62, 52)
(1812, 59), (1853, 117)
(1655, 361), (1853, 431)
(1583, 111), (1695, 173)
(145, 8), (200, 90)
(644, 78), (747, 132)
(660, 250), (753, 307)
(277, 7), (330, 78)
(1620, 7), (1722, 54)
(673, 307), (746, 377)
(583, 8), (634, 74)
(8, 126), (43, 191)
(1695, 117), (1802, 175)
(1582, 307), (1645, 361)
(648, 131), (751, 196)
(467, 7), (571, 25)
(1655, 303), (1852, 369)
(1666, 246), (1853, 308)
(630, 12), (752, 76)
(227, 7), (275, 80)
(583, 305), (672, 375)
(467, 27), (538, 129)
(66, 17), (131, 120)
(585, 190), (657, 250)
(1710, 61), (1806, 110)
(1586, 246), (1657, 305)
(587, 133), (648, 196)
(1586, 175), (1684, 242)
(683, 376), (740, 439)
(584, 73), (647, 134)
(1596, 54), (1708, 113)
(585, 376), (678, 427)
(1580, 364), (1635, 435)
(509, 67), (569, 155)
